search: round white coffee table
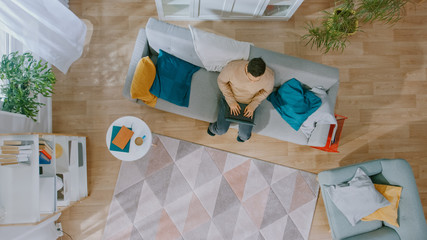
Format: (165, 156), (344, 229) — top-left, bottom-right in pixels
(106, 116), (152, 161)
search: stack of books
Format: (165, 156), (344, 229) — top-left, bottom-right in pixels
(39, 139), (53, 164)
(0, 140), (33, 165)
(110, 126), (134, 153)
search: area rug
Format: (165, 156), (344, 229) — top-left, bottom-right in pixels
(103, 134), (319, 240)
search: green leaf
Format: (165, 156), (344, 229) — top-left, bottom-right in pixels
(301, 0), (409, 53)
(0, 51), (56, 121)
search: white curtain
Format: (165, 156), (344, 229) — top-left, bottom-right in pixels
(0, 0), (86, 74)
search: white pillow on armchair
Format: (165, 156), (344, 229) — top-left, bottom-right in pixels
(324, 168), (390, 226)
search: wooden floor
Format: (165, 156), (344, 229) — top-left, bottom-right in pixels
(53, 0), (427, 239)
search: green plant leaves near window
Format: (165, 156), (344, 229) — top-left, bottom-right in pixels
(0, 51), (56, 121)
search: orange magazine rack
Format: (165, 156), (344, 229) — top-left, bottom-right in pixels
(311, 114), (348, 153)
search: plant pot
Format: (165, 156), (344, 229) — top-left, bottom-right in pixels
(328, 8), (359, 36)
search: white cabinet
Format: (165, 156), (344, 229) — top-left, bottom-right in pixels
(156, 0), (304, 21)
(197, 0), (228, 18)
(228, 0), (265, 17)
(0, 133), (87, 226)
(156, 0), (195, 19)
(259, 0), (302, 19)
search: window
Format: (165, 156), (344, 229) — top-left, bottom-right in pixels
(0, 28), (32, 113)
(0, 28), (41, 121)
(0, 26), (46, 122)
(0, 29), (10, 108)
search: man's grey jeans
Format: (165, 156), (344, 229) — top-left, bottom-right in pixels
(208, 95), (255, 141)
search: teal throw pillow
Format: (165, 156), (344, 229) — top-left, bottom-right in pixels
(150, 49), (200, 107)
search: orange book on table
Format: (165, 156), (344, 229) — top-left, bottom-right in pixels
(112, 126), (134, 150)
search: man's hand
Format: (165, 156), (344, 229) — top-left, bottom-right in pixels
(244, 104), (255, 119)
(229, 102), (241, 116)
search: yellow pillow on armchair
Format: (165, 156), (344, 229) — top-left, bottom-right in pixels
(362, 184), (402, 227)
(130, 56), (157, 107)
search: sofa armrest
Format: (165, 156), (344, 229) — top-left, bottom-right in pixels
(327, 80), (339, 110)
(318, 159), (383, 185)
(123, 28), (150, 101)
(307, 80), (340, 147)
(343, 227), (400, 240)
(378, 159), (427, 239)
(307, 124), (330, 147)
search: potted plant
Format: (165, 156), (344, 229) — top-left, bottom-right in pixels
(0, 52), (56, 121)
(302, 0), (410, 53)
(356, 0), (409, 24)
(303, 6), (359, 53)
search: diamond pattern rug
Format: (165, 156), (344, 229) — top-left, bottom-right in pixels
(103, 134), (319, 240)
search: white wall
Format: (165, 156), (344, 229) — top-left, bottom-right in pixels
(0, 96), (52, 134)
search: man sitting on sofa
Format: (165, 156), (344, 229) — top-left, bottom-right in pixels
(207, 58), (274, 142)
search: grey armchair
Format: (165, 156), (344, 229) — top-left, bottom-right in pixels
(318, 159), (427, 240)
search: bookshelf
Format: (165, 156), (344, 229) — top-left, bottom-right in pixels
(0, 133), (88, 226)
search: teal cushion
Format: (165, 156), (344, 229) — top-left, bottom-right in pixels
(150, 49), (200, 107)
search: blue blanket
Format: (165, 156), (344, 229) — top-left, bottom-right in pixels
(267, 78), (321, 131)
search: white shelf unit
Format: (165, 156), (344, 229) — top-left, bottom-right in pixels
(156, 0), (195, 20)
(156, 0), (304, 21)
(0, 133), (88, 226)
(259, 0), (302, 20)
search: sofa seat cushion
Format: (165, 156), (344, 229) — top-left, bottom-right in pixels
(322, 193), (383, 240)
(150, 49), (200, 107)
(247, 101), (309, 144)
(150, 69), (221, 123)
(130, 56), (157, 107)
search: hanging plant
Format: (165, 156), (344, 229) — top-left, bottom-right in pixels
(0, 51), (56, 121)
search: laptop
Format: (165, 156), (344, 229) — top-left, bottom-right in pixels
(224, 102), (256, 126)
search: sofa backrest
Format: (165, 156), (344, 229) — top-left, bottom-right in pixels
(145, 18), (204, 68)
(249, 46), (339, 91)
(146, 18), (339, 91)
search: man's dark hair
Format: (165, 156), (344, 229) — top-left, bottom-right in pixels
(247, 58), (266, 77)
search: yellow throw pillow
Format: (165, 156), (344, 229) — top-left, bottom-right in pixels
(130, 57), (157, 107)
(362, 184), (402, 227)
